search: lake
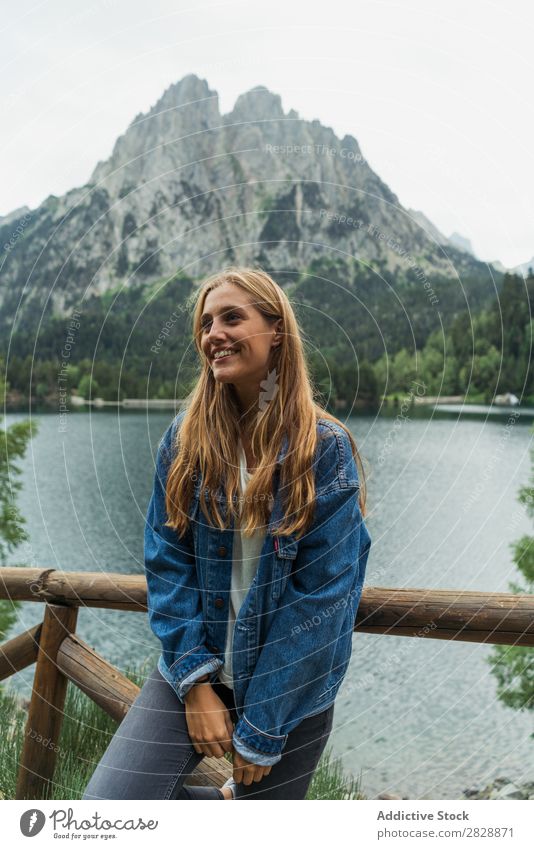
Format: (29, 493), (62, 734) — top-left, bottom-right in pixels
(2, 408), (533, 799)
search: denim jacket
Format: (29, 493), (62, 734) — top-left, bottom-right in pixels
(144, 409), (371, 766)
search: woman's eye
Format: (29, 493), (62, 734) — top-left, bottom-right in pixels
(202, 313), (240, 331)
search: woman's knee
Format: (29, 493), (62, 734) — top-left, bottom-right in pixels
(81, 666), (196, 800)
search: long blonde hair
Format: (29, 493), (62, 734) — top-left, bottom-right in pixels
(165, 266), (368, 540)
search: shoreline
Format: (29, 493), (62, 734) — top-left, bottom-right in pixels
(3, 394), (529, 417)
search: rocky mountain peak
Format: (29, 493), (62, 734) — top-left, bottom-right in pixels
(0, 73), (492, 326)
(225, 84), (285, 124)
(146, 73), (219, 119)
(90, 74), (221, 187)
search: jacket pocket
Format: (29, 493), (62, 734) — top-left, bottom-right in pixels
(271, 535), (298, 600)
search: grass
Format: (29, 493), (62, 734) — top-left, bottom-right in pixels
(306, 747), (364, 799)
(0, 677), (122, 801)
(0, 687), (27, 799)
(0, 651), (148, 801)
(0, 647), (364, 801)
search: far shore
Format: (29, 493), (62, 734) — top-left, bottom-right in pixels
(3, 392), (528, 413)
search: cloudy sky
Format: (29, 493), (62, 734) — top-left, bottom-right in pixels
(1, 0), (532, 267)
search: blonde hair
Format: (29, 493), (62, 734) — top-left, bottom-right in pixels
(165, 266), (368, 540)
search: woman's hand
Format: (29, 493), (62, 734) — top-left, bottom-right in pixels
(184, 681), (234, 759)
(232, 749), (273, 785)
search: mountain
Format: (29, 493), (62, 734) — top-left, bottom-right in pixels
(406, 213), (482, 262)
(0, 205), (31, 226)
(483, 256), (534, 275)
(449, 231), (476, 257)
(0, 73), (495, 328)
(407, 209), (450, 246)
(489, 259), (508, 273)
(512, 256), (534, 277)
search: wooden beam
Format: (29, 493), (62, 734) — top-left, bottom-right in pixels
(56, 634), (232, 787)
(0, 568), (147, 612)
(0, 623), (42, 680)
(56, 634), (140, 722)
(354, 586), (534, 647)
(184, 756), (233, 788)
(16, 604), (78, 800)
(1, 568), (533, 646)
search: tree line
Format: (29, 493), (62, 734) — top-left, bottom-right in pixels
(2, 264), (533, 409)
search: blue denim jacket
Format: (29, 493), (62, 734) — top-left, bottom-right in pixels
(144, 410), (371, 766)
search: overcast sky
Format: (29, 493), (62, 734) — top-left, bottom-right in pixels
(1, 0), (532, 267)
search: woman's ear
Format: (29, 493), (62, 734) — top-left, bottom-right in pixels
(272, 318), (283, 347)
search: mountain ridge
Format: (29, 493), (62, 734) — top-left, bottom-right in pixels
(0, 73), (495, 326)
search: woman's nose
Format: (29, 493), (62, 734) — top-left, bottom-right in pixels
(205, 322), (228, 350)
(207, 318), (227, 342)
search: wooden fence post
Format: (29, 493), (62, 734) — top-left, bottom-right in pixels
(15, 603), (78, 800)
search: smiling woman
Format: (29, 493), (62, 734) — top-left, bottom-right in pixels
(82, 266), (371, 801)
(199, 287), (283, 419)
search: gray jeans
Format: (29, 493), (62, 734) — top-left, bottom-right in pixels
(82, 665), (334, 800)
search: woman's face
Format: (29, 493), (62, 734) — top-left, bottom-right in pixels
(200, 282), (281, 407)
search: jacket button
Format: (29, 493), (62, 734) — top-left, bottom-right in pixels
(210, 645), (219, 653)
(214, 597), (224, 609)
(218, 545), (227, 557)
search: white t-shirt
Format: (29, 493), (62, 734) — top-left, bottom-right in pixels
(217, 438), (271, 689)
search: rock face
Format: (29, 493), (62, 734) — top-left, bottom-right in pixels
(407, 209), (450, 247)
(449, 231), (476, 257)
(0, 74), (485, 325)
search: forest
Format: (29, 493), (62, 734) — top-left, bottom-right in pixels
(2, 260), (533, 409)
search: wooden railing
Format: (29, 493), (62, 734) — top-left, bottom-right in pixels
(1, 567), (533, 800)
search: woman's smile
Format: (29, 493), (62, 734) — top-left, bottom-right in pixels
(213, 348), (240, 363)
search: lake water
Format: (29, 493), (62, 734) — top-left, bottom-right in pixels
(2, 408), (533, 799)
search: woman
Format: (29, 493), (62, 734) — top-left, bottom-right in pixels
(83, 266), (372, 800)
